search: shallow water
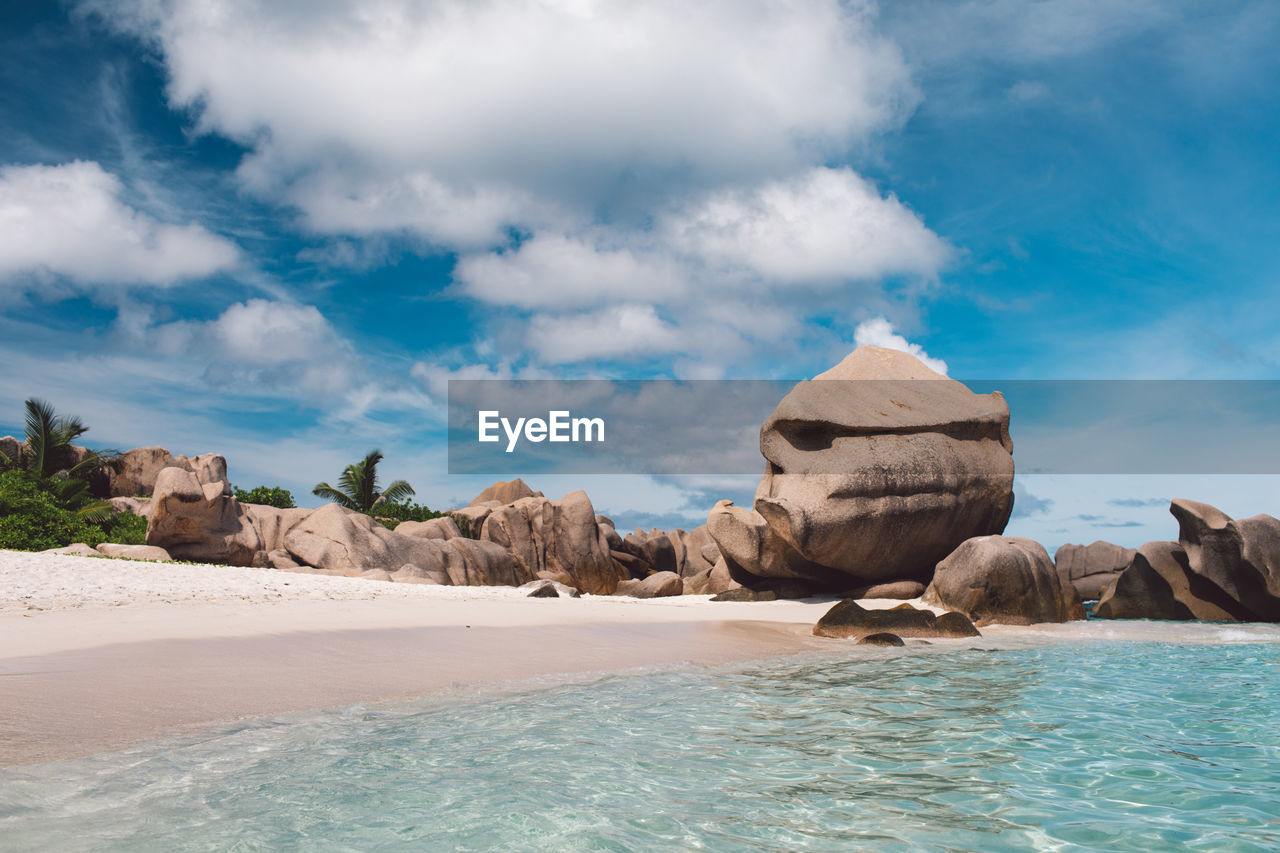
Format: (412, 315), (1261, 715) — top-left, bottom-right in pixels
(3, 641), (1279, 851)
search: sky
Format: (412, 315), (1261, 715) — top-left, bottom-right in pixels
(1, 0), (1278, 549)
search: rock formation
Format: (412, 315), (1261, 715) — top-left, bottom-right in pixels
(1095, 500), (1280, 621)
(1054, 541), (1136, 601)
(477, 490), (626, 594)
(469, 478), (543, 506)
(923, 535), (1084, 625)
(707, 346), (1015, 593)
(812, 600), (980, 639)
(615, 571), (683, 598)
(108, 446), (228, 497)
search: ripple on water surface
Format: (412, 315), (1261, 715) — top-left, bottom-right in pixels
(2, 642), (1279, 852)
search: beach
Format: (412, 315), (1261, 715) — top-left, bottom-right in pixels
(2, 550), (844, 766)
(8, 549), (1280, 769)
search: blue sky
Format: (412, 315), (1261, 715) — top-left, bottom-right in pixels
(1, 0), (1277, 548)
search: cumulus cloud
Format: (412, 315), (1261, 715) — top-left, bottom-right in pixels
(87, 0), (916, 242)
(528, 305), (683, 364)
(455, 233), (684, 310)
(852, 316), (949, 375)
(0, 160), (239, 289)
(151, 299), (359, 397)
(85, 0), (953, 372)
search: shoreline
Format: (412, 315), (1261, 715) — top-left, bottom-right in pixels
(4, 550), (1280, 768)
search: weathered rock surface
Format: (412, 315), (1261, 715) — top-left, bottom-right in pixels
(282, 503), (529, 586)
(844, 581), (926, 600)
(147, 468), (269, 565)
(42, 543), (102, 557)
(109, 447), (228, 498)
(470, 478), (543, 506)
(1054, 541), (1135, 601)
(857, 632), (905, 647)
(710, 587), (778, 602)
(682, 557), (740, 596)
(708, 346), (1015, 591)
(396, 516), (461, 540)
(813, 600), (981, 639)
(923, 536), (1084, 625)
(518, 579), (583, 598)
(615, 571), (683, 599)
(0, 435), (21, 465)
(95, 543), (172, 561)
(1095, 500), (1280, 621)
(108, 496), (153, 516)
(478, 490), (624, 594)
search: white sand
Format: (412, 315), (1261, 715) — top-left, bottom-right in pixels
(4, 549), (1279, 767)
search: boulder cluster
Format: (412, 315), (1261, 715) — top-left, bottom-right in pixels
(18, 344), (1279, 630)
(1093, 499), (1280, 621)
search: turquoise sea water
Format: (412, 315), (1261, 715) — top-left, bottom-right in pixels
(3, 642), (1279, 852)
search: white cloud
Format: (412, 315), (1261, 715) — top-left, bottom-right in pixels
(0, 160), (239, 289)
(852, 316), (949, 375)
(528, 305), (683, 364)
(147, 299), (361, 398)
(664, 167), (950, 284)
(88, 0), (916, 245)
(455, 233), (684, 309)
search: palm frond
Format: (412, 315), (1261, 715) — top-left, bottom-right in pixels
(379, 480), (416, 505)
(74, 500), (117, 524)
(312, 482), (359, 511)
(24, 398), (55, 476)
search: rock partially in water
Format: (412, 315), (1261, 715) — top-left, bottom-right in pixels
(857, 632), (905, 647)
(813, 599), (981, 639)
(1095, 500), (1280, 621)
(924, 535), (1084, 625)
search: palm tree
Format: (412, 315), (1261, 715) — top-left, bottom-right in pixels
(0, 398), (116, 522)
(312, 449), (415, 513)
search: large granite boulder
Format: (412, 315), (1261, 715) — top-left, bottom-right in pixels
(0, 435), (20, 465)
(479, 490), (626, 594)
(1095, 500), (1280, 621)
(280, 503), (530, 586)
(147, 468), (270, 565)
(1054, 541), (1135, 601)
(108, 447), (229, 498)
(469, 478), (543, 506)
(707, 346), (1015, 592)
(923, 535), (1084, 625)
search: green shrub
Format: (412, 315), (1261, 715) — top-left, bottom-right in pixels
(0, 470), (105, 551)
(102, 511), (148, 545)
(0, 471), (150, 551)
(233, 485), (297, 508)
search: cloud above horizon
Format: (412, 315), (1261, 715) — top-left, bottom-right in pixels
(80, 0), (948, 370)
(0, 160), (239, 292)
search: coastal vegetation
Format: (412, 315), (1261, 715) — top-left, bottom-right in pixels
(232, 484), (296, 508)
(0, 399), (144, 550)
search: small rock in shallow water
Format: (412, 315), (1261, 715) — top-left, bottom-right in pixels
(813, 599), (981, 639)
(857, 632), (905, 647)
